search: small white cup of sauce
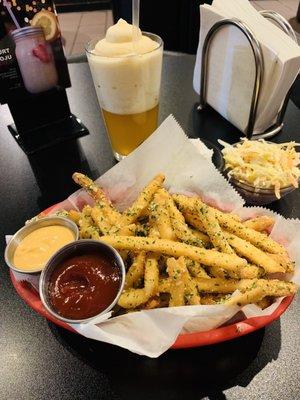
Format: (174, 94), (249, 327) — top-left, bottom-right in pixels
(5, 217), (79, 274)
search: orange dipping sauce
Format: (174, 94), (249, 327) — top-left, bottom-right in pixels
(13, 225), (75, 272)
(48, 253), (121, 320)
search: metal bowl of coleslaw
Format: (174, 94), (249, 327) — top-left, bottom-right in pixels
(221, 139), (300, 205)
(226, 175), (298, 205)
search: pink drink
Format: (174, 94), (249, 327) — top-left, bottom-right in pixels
(11, 26), (58, 94)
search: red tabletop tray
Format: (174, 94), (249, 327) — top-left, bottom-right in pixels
(9, 204), (295, 349)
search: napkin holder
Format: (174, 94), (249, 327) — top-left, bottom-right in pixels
(197, 11), (298, 139)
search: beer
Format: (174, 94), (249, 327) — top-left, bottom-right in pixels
(86, 19), (163, 160)
(102, 105), (159, 157)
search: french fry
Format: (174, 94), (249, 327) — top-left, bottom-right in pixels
(148, 225), (161, 239)
(149, 189), (177, 241)
(148, 214), (162, 238)
(172, 194), (198, 211)
(174, 194), (284, 255)
(160, 275), (295, 307)
(173, 194), (241, 223)
(101, 236), (247, 270)
(239, 265), (264, 279)
(254, 279), (296, 297)
(196, 277), (296, 297)
(168, 257), (201, 305)
(67, 209), (81, 224)
(200, 293), (228, 305)
(118, 288), (148, 309)
(79, 206), (101, 240)
(185, 259), (210, 279)
(158, 278), (171, 293)
(118, 255), (159, 308)
(109, 223), (137, 236)
(183, 209), (206, 232)
(216, 213), (286, 255)
(79, 221), (101, 240)
(91, 205), (111, 235)
(189, 228), (210, 247)
(196, 277), (241, 294)
(82, 204), (92, 216)
(225, 278), (295, 306)
(208, 266), (238, 279)
(121, 174), (165, 225)
(224, 287), (265, 306)
(166, 193), (205, 247)
(267, 253), (295, 273)
(180, 258), (201, 305)
(172, 195), (205, 232)
(243, 215), (275, 232)
(155, 258), (201, 306)
(124, 252), (146, 289)
(208, 264), (262, 280)
(196, 204), (234, 254)
(143, 297), (162, 309)
(223, 232), (285, 273)
(144, 256), (159, 296)
(166, 258), (185, 306)
(72, 172), (121, 224)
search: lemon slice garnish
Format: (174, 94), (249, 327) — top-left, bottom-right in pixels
(31, 10), (59, 41)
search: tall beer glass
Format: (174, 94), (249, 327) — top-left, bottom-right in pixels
(86, 32), (163, 161)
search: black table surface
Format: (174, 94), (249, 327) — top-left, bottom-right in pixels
(1, 53), (299, 400)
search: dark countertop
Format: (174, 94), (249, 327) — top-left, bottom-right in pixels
(0, 53), (299, 400)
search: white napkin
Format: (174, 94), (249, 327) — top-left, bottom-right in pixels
(193, 0), (300, 135)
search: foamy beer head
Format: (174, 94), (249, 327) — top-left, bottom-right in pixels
(86, 19), (163, 160)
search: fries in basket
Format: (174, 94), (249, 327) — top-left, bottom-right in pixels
(58, 172), (296, 313)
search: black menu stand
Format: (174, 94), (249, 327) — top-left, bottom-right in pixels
(7, 87), (89, 154)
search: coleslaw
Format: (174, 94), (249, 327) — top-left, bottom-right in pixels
(220, 139), (300, 198)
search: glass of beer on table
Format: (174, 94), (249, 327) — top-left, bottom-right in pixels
(86, 19), (163, 161)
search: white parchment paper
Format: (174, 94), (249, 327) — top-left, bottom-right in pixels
(8, 115), (299, 358)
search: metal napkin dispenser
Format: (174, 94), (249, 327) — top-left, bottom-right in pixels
(197, 11), (298, 140)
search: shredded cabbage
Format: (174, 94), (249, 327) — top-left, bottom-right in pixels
(220, 139), (300, 199)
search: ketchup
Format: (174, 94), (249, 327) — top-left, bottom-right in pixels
(48, 253), (121, 320)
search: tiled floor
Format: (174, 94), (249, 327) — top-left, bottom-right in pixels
(58, 10), (113, 57)
(58, 1), (299, 57)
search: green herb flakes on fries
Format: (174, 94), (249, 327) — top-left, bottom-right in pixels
(53, 172), (296, 313)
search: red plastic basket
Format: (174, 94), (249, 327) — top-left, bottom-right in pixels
(9, 203), (295, 349)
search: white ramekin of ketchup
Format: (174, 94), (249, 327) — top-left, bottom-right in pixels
(39, 240), (126, 323)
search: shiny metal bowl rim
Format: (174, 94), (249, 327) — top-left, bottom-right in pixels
(39, 239), (126, 324)
(5, 216), (79, 274)
(226, 171), (299, 194)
